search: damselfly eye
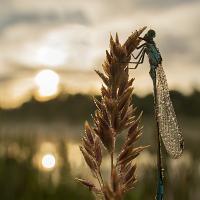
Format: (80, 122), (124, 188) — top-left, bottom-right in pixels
(148, 29), (156, 38)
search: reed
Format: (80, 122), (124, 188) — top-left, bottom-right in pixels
(76, 27), (147, 200)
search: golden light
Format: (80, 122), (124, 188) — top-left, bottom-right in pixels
(41, 153), (56, 170)
(67, 143), (82, 168)
(33, 142), (58, 171)
(34, 69), (60, 99)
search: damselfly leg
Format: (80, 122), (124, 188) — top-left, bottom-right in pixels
(132, 47), (145, 59)
(129, 50), (146, 69)
(126, 43), (147, 69)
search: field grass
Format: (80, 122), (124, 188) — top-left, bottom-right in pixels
(0, 114), (199, 199)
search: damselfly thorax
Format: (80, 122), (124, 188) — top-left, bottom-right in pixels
(146, 42), (162, 68)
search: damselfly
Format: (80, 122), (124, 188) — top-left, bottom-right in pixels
(128, 29), (184, 200)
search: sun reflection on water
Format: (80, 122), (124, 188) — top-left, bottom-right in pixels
(42, 153), (56, 170)
(33, 142), (58, 171)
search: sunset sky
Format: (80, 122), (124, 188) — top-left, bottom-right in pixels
(0, 0), (199, 108)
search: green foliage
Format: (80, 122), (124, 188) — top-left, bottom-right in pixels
(0, 135), (199, 200)
(0, 90), (199, 199)
(0, 90), (200, 123)
(0, 138), (93, 200)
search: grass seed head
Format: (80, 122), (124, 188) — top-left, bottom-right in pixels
(77, 27), (148, 200)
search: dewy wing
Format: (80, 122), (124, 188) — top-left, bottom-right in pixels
(156, 65), (184, 158)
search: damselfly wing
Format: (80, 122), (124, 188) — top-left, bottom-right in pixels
(156, 65), (184, 158)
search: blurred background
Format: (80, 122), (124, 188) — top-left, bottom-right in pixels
(0, 0), (200, 199)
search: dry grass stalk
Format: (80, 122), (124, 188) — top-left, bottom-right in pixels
(76, 27), (147, 200)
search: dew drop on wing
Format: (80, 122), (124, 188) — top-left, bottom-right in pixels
(156, 65), (184, 159)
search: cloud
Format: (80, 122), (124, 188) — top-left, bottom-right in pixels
(129, 0), (198, 10)
(0, 0), (199, 107)
(0, 10), (91, 32)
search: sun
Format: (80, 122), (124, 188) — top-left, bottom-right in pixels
(41, 153), (56, 170)
(35, 69), (60, 100)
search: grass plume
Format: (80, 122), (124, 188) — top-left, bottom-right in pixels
(76, 27), (147, 200)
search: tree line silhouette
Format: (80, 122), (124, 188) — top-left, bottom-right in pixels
(0, 90), (199, 123)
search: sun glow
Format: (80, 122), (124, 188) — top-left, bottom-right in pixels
(35, 69), (60, 100)
(41, 153), (56, 170)
(33, 142), (58, 171)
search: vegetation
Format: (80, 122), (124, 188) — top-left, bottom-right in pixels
(0, 136), (93, 200)
(76, 27), (149, 199)
(0, 135), (199, 200)
(0, 90), (200, 123)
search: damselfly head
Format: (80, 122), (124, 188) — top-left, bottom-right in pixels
(148, 29), (156, 38)
(143, 29), (156, 42)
